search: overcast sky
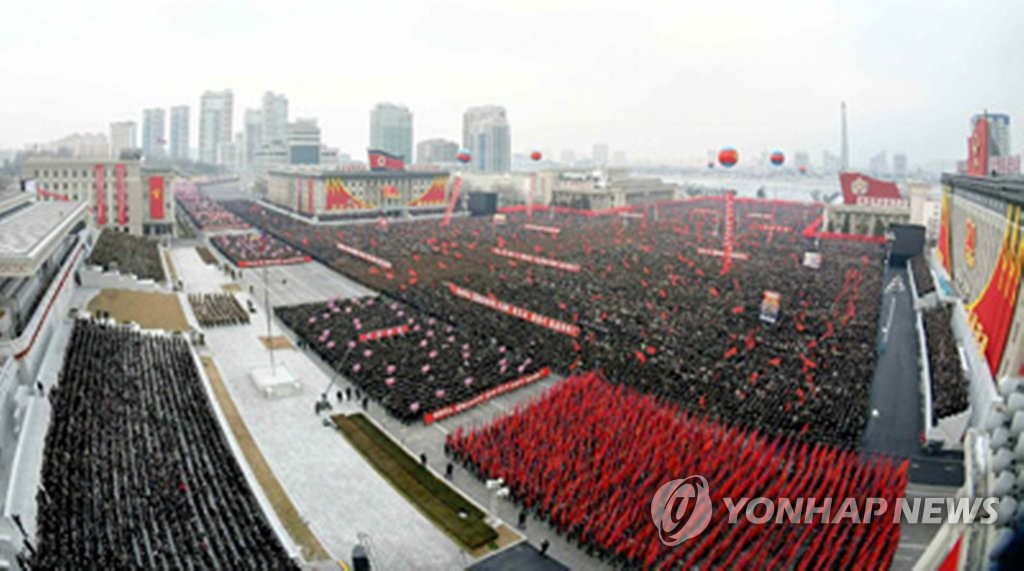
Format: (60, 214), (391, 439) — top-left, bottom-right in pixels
(1, 0), (1022, 166)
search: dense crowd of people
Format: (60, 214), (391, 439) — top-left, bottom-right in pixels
(277, 295), (542, 421)
(228, 197), (884, 446)
(175, 185), (250, 231)
(911, 256), (935, 296)
(210, 233), (309, 268)
(189, 293), (250, 327)
(33, 320), (295, 568)
(448, 373), (907, 569)
(87, 229), (165, 282)
(923, 304), (969, 419)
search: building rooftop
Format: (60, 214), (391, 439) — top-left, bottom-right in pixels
(941, 173), (1024, 208)
(0, 199), (89, 277)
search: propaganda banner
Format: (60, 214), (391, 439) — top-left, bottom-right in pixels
(149, 176), (165, 220)
(523, 223), (562, 235)
(423, 367), (551, 424)
(448, 283), (580, 337)
(335, 242), (393, 270)
(358, 324), (411, 343)
(94, 164), (107, 225)
(490, 247), (580, 272)
(115, 164), (127, 225)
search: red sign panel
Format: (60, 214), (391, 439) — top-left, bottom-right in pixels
(839, 172), (902, 206)
(115, 164), (127, 225)
(967, 117), (989, 176)
(149, 176), (165, 220)
(94, 164), (107, 225)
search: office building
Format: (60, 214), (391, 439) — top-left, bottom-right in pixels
(370, 103), (413, 162)
(141, 108), (166, 159)
(244, 109), (263, 170)
(416, 138), (458, 165)
(287, 119), (321, 165)
(592, 143), (609, 165)
(463, 106), (511, 173)
(169, 105), (189, 161)
(109, 121), (137, 159)
(199, 89), (233, 164)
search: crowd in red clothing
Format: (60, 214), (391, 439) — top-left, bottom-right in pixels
(176, 185), (250, 231)
(448, 372), (907, 569)
(222, 197), (883, 446)
(210, 233), (310, 268)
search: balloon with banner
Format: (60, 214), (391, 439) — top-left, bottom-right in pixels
(759, 290), (781, 324)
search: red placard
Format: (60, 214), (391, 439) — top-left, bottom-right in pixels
(149, 176), (165, 220)
(358, 324), (410, 343)
(115, 164), (127, 225)
(94, 164), (107, 225)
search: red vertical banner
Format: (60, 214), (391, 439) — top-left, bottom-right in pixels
(115, 164), (127, 225)
(296, 178), (302, 212)
(149, 176), (165, 220)
(722, 191), (736, 275)
(307, 177), (314, 214)
(967, 116), (989, 176)
(94, 164), (107, 225)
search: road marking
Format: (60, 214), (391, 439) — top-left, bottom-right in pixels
(881, 298), (896, 345)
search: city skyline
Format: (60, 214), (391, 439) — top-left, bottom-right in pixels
(1, 1), (1022, 166)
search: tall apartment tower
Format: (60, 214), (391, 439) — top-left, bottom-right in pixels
(261, 92), (289, 147)
(199, 90), (233, 164)
(840, 101), (850, 172)
(109, 121), (137, 159)
(462, 105), (511, 173)
(370, 103), (413, 162)
(169, 105), (190, 161)
(141, 108), (166, 159)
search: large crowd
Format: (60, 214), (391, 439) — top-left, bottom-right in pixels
(448, 373), (907, 569)
(87, 229), (165, 282)
(189, 293), (250, 327)
(210, 233), (310, 268)
(923, 304), (969, 419)
(911, 256), (935, 296)
(276, 295), (542, 421)
(175, 185), (250, 231)
(33, 320), (295, 568)
(227, 197), (884, 446)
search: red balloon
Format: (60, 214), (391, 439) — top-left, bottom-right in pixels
(456, 149), (471, 163)
(718, 148), (739, 168)
(769, 151), (785, 166)
(530, 151), (542, 161)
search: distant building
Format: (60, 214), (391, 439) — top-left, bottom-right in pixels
(244, 109), (263, 170)
(43, 133), (109, 159)
(22, 156), (176, 236)
(822, 150), (841, 173)
(199, 89), (233, 165)
(142, 108), (166, 159)
(262, 92), (288, 147)
(169, 106), (189, 161)
(972, 113), (1011, 156)
(611, 150), (628, 167)
(560, 149), (576, 166)
(868, 151), (889, 177)
(370, 103), (413, 163)
(287, 119), (321, 165)
(892, 153), (908, 179)
(794, 151), (811, 170)
(109, 121), (137, 159)
(416, 138), (458, 165)
(217, 133), (243, 172)
(592, 143), (609, 165)
(462, 106), (511, 173)
(544, 169), (676, 210)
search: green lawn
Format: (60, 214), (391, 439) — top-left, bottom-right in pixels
(333, 413), (498, 550)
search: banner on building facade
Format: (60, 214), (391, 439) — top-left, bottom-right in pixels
(149, 176), (165, 220)
(115, 164), (127, 225)
(94, 164), (107, 225)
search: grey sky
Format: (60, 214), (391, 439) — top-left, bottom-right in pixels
(1, 0), (1022, 165)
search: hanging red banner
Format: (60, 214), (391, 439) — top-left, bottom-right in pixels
(335, 242), (393, 270)
(94, 164), (107, 225)
(447, 283), (580, 337)
(722, 191), (735, 275)
(523, 223), (561, 235)
(149, 176), (165, 220)
(115, 164), (127, 225)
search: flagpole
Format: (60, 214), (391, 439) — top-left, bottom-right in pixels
(264, 263), (276, 373)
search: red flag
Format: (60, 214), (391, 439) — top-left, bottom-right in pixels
(148, 175), (164, 220)
(368, 149), (405, 171)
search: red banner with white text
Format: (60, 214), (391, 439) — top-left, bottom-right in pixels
(335, 242), (393, 270)
(358, 324), (411, 343)
(423, 367), (551, 424)
(448, 283), (580, 337)
(490, 247), (580, 272)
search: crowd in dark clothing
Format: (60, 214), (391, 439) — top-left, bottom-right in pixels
(188, 293), (249, 327)
(175, 185), (250, 231)
(923, 304), (969, 419)
(911, 256), (936, 296)
(33, 320), (295, 569)
(87, 229), (166, 282)
(277, 296), (542, 422)
(227, 197), (883, 446)
(210, 233), (309, 267)
(448, 372), (907, 569)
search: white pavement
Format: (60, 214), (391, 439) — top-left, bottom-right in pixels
(173, 245), (466, 569)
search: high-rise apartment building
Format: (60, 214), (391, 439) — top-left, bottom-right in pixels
(244, 109), (263, 170)
(169, 105), (190, 161)
(462, 106), (511, 172)
(592, 143), (609, 165)
(262, 92), (288, 147)
(199, 90), (233, 164)
(370, 103), (413, 162)
(109, 121), (137, 158)
(141, 108), (166, 159)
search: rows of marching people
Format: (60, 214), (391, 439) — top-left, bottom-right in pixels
(923, 304), (969, 419)
(175, 185), (250, 231)
(32, 320), (295, 568)
(225, 197), (883, 446)
(447, 372), (907, 569)
(188, 293), (250, 327)
(86, 229), (166, 282)
(210, 233), (309, 268)
(276, 295), (544, 422)
(911, 256), (935, 296)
